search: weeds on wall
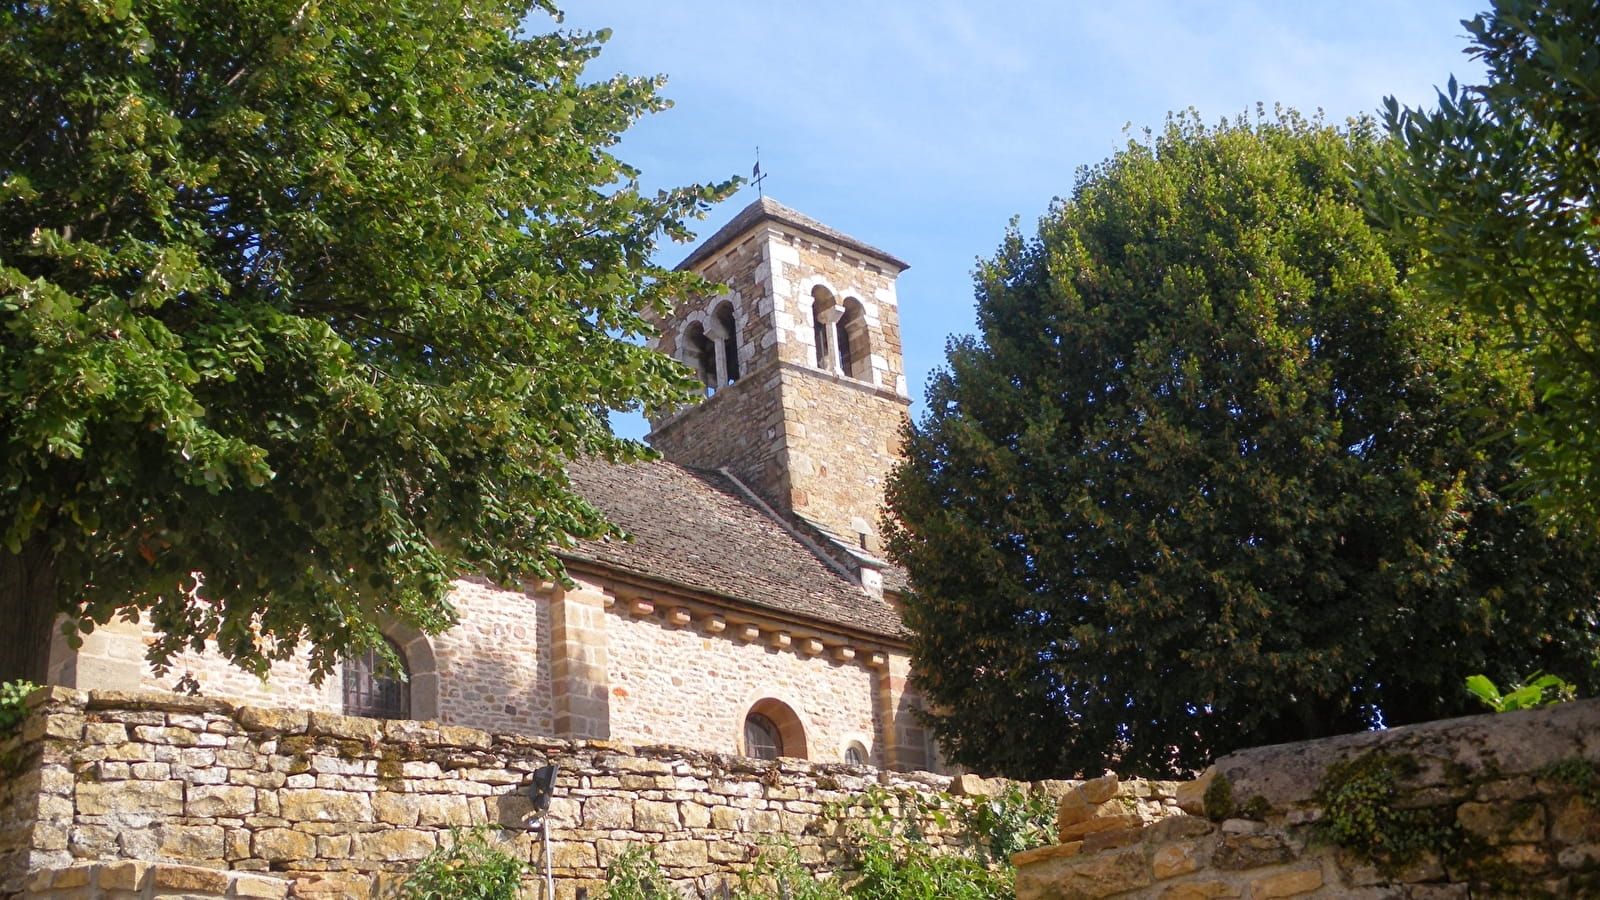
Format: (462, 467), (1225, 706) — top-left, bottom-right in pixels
(396, 827), (529, 900)
(409, 785), (1051, 900)
(955, 784), (1055, 865)
(604, 843), (847, 900)
(1315, 752), (1462, 874)
(0, 679), (38, 735)
(1539, 757), (1600, 807)
(1464, 672), (1576, 713)
(818, 784), (1041, 900)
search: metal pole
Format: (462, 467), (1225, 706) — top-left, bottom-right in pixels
(542, 818), (554, 900)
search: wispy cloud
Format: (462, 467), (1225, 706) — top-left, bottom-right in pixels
(556, 0), (1484, 437)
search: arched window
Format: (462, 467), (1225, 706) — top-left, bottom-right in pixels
(838, 298), (870, 380)
(714, 302), (740, 383)
(810, 287), (870, 381)
(744, 713), (781, 760)
(685, 322), (718, 392)
(741, 698), (808, 760)
(343, 637), (410, 720)
(811, 286), (840, 371)
(844, 742), (868, 766)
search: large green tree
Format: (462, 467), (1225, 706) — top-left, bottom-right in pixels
(885, 112), (1600, 779)
(1376, 0), (1600, 533)
(0, 0), (732, 683)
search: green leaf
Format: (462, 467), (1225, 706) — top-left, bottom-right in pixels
(888, 108), (1600, 779)
(0, 0), (735, 680)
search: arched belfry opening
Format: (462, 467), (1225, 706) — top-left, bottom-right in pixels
(682, 303), (740, 395)
(810, 288), (871, 382)
(811, 286), (843, 372)
(838, 297), (870, 380)
(685, 322), (718, 393)
(646, 196), (912, 543)
(714, 301), (740, 383)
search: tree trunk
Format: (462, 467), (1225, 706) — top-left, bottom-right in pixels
(0, 537), (61, 684)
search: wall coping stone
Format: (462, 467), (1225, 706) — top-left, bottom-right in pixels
(1016, 699), (1600, 900)
(1210, 696), (1600, 811)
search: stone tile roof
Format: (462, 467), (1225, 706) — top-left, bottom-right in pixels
(677, 196), (911, 274)
(560, 457), (906, 639)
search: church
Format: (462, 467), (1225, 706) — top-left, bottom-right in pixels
(45, 197), (942, 773)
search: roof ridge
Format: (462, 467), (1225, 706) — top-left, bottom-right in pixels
(676, 196), (910, 273)
(714, 467), (862, 586)
(559, 456), (904, 637)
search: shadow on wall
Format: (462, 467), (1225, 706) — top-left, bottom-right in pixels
(421, 584), (557, 737)
(894, 677), (937, 772)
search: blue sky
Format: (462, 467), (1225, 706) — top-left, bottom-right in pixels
(552, 2), (1488, 441)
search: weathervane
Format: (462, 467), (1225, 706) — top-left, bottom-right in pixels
(751, 146), (767, 197)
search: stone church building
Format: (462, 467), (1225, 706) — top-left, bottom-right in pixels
(46, 198), (941, 772)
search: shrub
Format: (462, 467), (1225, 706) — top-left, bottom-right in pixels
(396, 828), (528, 900)
(823, 786), (1013, 900)
(956, 784), (1054, 865)
(734, 841), (846, 900)
(600, 847), (678, 900)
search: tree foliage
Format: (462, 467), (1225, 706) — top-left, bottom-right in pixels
(885, 111), (1600, 779)
(1375, 0), (1600, 532)
(0, 0), (733, 682)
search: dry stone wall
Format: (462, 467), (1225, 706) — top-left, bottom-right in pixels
(1013, 699), (1600, 899)
(23, 862), (291, 900)
(2, 687), (1176, 900)
(1, 721), (44, 900)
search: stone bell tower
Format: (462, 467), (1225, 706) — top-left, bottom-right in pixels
(646, 197), (911, 553)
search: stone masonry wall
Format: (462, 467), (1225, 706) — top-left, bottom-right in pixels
(49, 579), (554, 739)
(1013, 699), (1600, 900)
(1, 716), (45, 900)
(774, 366), (909, 551)
(647, 363), (791, 516)
(430, 580), (554, 737)
(649, 217), (910, 547)
(50, 569), (907, 775)
(2, 688), (1181, 900)
(649, 358), (909, 549)
(605, 604), (882, 765)
(51, 617), (334, 713)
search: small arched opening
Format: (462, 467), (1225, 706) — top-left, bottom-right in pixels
(838, 298), (870, 380)
(714, 301), (740, 383)
(685, 322), (718, 392)
(742, 698), (808, 761)
(810, 286), (840, 371)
